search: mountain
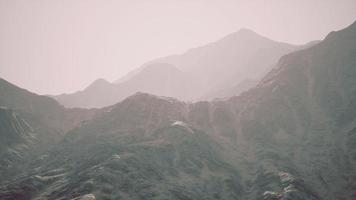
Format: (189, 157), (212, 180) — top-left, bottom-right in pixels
(0, 78), (97, 135)
(0, 107), (36, 179)
(54, 78), (117, 109)
(153, 29), (300, 98)
(53, 29), (302, 108)
(54, 63), (197, 108)
(114, 63), (198, 102)
(0, 93), (245, 200)
(223, 20), (356, 199)
(1, 21), (356, 200)
(0, 78), (98, 183)
(0, 107), (34, 148)
(201, 78), (259, 100)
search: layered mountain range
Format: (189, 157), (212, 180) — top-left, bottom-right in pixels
(54, 29), (310, 108)
(0, 21), (356, 200)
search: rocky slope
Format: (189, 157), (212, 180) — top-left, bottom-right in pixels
(0, 78), (97, 136)
(0, 107), (37, 180)
(0, 78), (99, 183)
(224, 20), (356, 199)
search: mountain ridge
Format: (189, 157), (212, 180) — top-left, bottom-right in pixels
(53, 29), (303, 108)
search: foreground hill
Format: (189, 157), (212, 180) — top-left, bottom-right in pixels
(0, 78), (98, 183)
(54, 30), (301, 108)
(1, 21), (355, 200)
(0, 78), (97, 135)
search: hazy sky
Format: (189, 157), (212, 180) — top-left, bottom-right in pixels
(1, 0), (356, 95)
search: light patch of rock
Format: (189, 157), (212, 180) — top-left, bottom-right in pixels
(171, 121), (194, 134)
(78, 194), (96, 200)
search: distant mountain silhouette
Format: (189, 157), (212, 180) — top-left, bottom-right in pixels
(53, 29), (308, 108)
(54, 78), (117, 109)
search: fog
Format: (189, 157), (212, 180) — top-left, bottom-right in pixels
(1, 0), (355, 95)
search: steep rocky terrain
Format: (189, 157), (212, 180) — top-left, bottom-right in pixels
(0, 21), (355, 200)
(0, 78), (97, 136)
(224, 20), (356, 199)
(0, 78), (99, 183)
(0, 107), (37, 180)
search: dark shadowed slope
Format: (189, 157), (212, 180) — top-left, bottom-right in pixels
(0, 78), (98, 184)
(0, 107), (36, 179)
(54, 30), (302, 108)
(0, 78), (97, 135)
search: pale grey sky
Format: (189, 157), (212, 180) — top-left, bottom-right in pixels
(1, 0), (355, 95)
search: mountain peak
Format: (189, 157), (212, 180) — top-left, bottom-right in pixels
(218, 28), (272, 44)
(92, 78), (110, 85)
(237, 28), (258, 35)
(85, 78), (111, 90)
(52, 27), (298, 108)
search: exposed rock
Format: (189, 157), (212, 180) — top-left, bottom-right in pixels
(77, 194), (96, 200)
